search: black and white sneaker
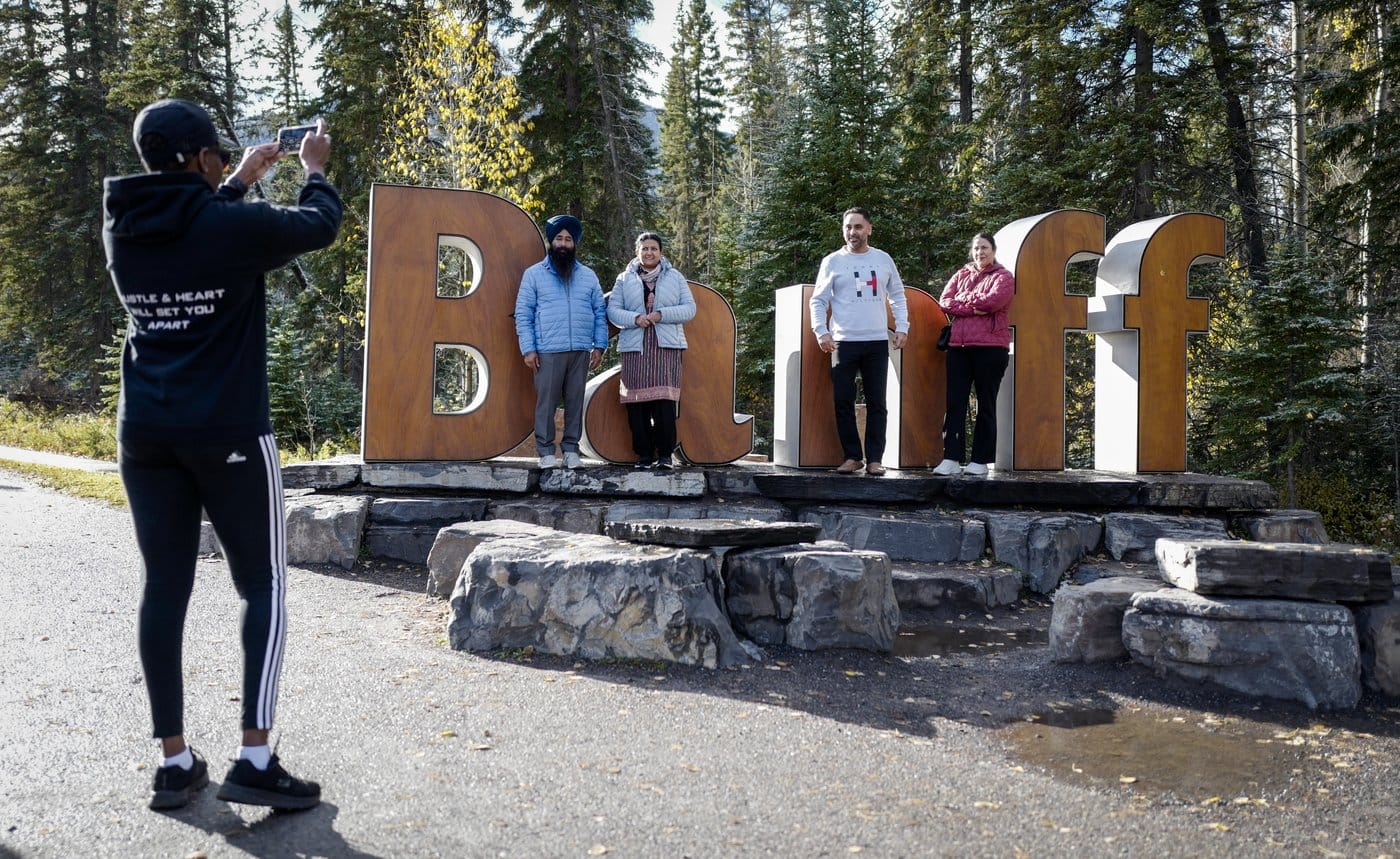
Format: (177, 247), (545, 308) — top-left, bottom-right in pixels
(633, 459), (654, 469)
(149, 749), (209, 810)
(216, 755), (321, 810)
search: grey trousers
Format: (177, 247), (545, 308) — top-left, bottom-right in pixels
(534, 350), (590, 455)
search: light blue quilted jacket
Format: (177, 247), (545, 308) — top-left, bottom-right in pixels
(514, 257), (608, 355)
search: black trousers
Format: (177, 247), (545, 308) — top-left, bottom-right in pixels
(119, 433), (287, 738)
(831, 338), (889, 463)
(626, 400), (677, 462)
(943, 345), (1010, 465)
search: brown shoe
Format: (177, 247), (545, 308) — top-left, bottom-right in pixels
(866, 462), (886, 476)
(835, 459), (863, 474)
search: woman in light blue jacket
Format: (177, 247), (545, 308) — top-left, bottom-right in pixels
(607, 232), (697, 468)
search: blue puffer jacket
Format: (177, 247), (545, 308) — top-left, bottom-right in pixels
(515, 256), (608, 355)
(606, 258), (696, 353)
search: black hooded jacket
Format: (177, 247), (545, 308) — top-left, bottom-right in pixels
(102, 171), (342, 444)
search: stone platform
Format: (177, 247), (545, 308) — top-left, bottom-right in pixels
(284, 457), (1278, 510)
(277, 456), (1283, 603)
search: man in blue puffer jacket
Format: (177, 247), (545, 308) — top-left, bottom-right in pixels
(514, 214), (608, 469)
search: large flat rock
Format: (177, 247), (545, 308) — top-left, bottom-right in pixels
(724, 544), (899, 652)
(1049, 576), (1167, 663)
(1156, 539), (1393, 603)
(367, 497), (490, 526)
(603, 499), (792, 524)
(449, 531), (759, 668)
(1233, 509), (1330, 544)
(426, 519), (556, 598)
(978, 511), (1102, 594)
(489, 500), (613, 534)
(362, 461), (536, 493)
(943, 471), (1141, 507)
(540, 466), (706, 498)
(798, 507), (984, 563)
(1122, 589), (1361, 710)
(363, 497), (492, 564)
(1102, 513), (1228, 562)
(752, 471), (939, 503)
(1353, 594), (1400, 697)
(890, 564), (1021, 612)
(284, 494), (371, 570)
(605, 518), (821, 548)
(281, 457), (362, 490)
(1132, 473), (1275, 509)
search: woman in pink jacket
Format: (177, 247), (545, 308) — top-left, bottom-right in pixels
(932, 233), (1014, 476)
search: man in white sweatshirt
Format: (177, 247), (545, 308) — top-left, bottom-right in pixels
(809, 207), (910, 476)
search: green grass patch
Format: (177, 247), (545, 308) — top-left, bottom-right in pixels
(0, 400), (117, 460)
(0, 460), (127, 506)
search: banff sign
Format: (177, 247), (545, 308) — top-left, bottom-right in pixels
(362, 187), (1224, 473)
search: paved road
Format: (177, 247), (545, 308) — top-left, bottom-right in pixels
(1, 467), (1397, 858)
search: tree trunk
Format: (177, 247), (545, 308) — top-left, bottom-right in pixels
(957, 0), (972, 123)
(1131, 21), (1156, 222)
(1200, 0), (1270, 286)
(1291, 0), (1307, 247)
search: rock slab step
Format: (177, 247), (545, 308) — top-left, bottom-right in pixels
(798, 507), (984, 564)
(1155, 539), (1393, 603)
(891, 564), (1021, 613)
(1102, 513), (1227, 562)
(980, 511), (1102, 594)
(1049, 576), (1168, 663)
(725, 544), (899, 652)
(449, 531), (759, 668)
(1233, 509), (1329, 544)
(605, 518), (821, 549)
(1122, 589), (1361, 710)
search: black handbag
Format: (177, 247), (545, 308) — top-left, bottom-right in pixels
(936, 323), (952, 351)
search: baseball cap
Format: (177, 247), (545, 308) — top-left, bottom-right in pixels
(133, 99), (227, 170)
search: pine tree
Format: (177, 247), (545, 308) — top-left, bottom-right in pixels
(517, 0), (657, 272)
(658, 0), (729, 280)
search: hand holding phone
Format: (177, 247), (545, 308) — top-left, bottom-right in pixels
(277, 124), (319, 153)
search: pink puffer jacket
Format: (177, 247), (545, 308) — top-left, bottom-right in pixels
(939, 262), (1014, 348)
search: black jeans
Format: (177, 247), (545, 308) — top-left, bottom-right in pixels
(626, 400), (678, 462)
(830, 338), (889, 463)
(943, 345), (1010, 465)
(119, 433), (287, 738)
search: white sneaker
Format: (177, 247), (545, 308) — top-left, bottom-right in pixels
(563, 452), (582, 469)
(962, 461), (989, 476)
(932, 458), (960, 476)
(538, 454), (560, 469)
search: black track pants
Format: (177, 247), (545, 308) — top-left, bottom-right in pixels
(119, 433), (287, 738)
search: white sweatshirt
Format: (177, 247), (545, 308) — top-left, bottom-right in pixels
(809, 246), (909, 342)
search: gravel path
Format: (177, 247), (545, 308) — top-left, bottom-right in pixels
(1, 467), (1397, 858)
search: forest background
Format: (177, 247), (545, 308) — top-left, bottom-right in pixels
(0, 0), (1395, 546)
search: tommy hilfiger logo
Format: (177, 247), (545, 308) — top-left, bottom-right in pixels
(226, 451), (247, 464)
(853, 270), (879, 297)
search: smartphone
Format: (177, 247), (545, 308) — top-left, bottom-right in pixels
(277, 124), (318, 153)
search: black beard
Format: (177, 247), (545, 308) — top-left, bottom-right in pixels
(549, 245), (576, 274)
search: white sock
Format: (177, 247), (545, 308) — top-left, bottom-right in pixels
(237, 744), (272, 770)
(162, 747), (193, 770)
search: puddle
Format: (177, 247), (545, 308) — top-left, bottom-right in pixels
(892, 624), (1047, 657)
(1006, 704), (1311, 802)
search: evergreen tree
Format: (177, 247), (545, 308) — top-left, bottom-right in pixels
(658, 0), (729, 280)
(728, 0), (897, 450)
(517, 0), (657, 272)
